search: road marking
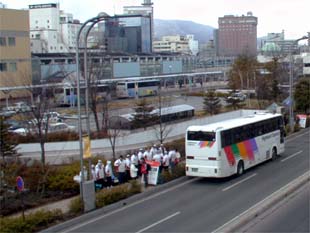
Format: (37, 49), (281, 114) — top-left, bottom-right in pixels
(286, 131), (309, 143)
(136, 211), (180, 233)
(281, 150), (303, 162)
(61, 178), (199, 233)
(212, 171), (310, 233)
(222, 173), (257, 192)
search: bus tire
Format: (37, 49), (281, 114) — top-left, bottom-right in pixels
(272, 147), (277, 161)
(237, 161), (244, 176)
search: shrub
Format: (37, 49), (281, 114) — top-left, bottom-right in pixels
(0, 209), (64, 233)
(293, 123), (300, 132)
(95, 180), (141, 208)
(68, 196), (83, 214)
(160, 163), (185, 183)
(46, 162), (80, 193)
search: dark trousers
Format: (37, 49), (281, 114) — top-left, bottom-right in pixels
(106, 176), (112, 187)
(118, 172), (126, 184)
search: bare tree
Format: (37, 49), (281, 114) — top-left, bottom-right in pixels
(153, 88), (173, 144)
(106, 118), (122, 161)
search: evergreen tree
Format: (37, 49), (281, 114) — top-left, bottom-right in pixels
(132, 98), (155, 129)
(0, 116), (18, 160)
(294, 78), (310, 114)
(203, 90), (221, 115)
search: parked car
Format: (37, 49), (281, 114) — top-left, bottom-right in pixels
(227, 92), (247, 101)
(14, 102), (32, 112)
(49, 122), (76, 133)
(10, 127), (30, 136)
(43, 112), (63, 123)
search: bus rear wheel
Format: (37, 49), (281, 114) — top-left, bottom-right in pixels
(272, 147), (277, 161)
(237, 161), (244, 176)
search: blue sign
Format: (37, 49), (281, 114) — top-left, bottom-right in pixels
(16, 176), (24, 192)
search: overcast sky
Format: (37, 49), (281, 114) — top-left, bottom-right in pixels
(5, 0), (310, 40)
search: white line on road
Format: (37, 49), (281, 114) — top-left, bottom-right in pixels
(222, 173), (257, 192)
(60, 178), (199, 233)
(286, 131), (309, 143)
(281, 150), (303, 162)
(136, 211), (181, 233)
(212, 171), (310, 233)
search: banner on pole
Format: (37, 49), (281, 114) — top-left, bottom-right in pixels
(83, 135), (91, 158)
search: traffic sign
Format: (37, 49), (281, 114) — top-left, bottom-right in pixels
(16, 176), (24, 192)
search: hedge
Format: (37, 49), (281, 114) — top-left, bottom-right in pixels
(0, 209), (64, 233)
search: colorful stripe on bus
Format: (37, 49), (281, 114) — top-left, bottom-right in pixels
(199, 141), (215, 148)
(224, 139), (258, 166)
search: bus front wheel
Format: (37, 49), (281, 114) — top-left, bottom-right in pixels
(237, 161), (244, 176)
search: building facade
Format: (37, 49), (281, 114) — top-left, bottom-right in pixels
(123, 0), (154, 51)
(103, 15), (152, 54)
(0, 7), (31, 99)
(29, 3), (81, 53)
(153, 35), (199, 55)
(218, 12), (257, 57)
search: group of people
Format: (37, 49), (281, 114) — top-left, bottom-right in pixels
(87, 144), (181, 189)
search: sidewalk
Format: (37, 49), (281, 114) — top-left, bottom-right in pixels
(9, 195), (78, 218)
(8, 180), (157, 219)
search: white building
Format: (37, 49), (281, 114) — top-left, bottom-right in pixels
(29, 3), (81, 53)
(153, 35), (198, 55)
(186, 35), (199, 55)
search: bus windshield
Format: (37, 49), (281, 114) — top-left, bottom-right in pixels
(187, 131), (215, 141)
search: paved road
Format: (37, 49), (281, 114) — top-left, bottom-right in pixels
(51, 130), (309, 232)
(238, 183), (309, 232)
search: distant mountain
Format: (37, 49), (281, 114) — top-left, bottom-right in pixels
(154, 19), (214, 44)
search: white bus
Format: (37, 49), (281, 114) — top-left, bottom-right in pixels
(55, 83), (110, 107)
(116, 79), (160, 98)
(186, 112), (285, 178)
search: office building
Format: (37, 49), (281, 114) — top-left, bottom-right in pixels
(123, 0), (154, 50)
(0, 7), (31, 99)
(153, 35), (198, 55)
(103, 15), (152, 54)
(218, 12), (257, 56)
(29, 3), (81, 53)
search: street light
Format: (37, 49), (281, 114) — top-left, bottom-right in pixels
(75, 12), (110, 203)
(75, 13), (151, 206)
(289, 35), (309, 132)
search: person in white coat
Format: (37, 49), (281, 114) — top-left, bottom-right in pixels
(130, 163), (138, 179)
(105, 161), (113, 188)
(114, 155), (126, 184)
(95, 160), (105, 189)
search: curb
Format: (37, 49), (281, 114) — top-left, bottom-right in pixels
(41, 176), (190, 232)
(213, 171), (310, 233)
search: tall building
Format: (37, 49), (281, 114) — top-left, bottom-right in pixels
(0, 7), (31, 99)
(123, 0), (153, 52)
(103, 15), (152, 54)
(218, 12), (257, 56)
(29, 3), (81, 53)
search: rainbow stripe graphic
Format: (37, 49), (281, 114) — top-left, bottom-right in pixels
(224, 139), (258, 166)
(199, 141), (215, 148)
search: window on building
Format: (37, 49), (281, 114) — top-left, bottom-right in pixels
(0, 63), (7, 72)
(35, 34), (40, 39)
(8, 37), (16, 46)
(8, 62), (17, 72)
(0, 37), (6, 46)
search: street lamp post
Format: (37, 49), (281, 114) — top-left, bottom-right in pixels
(75, 13), (148, 208)
(289, 35), (308, 132)
(75, 13), (110, 203)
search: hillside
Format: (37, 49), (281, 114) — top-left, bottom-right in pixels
(154, 19), (214, 44)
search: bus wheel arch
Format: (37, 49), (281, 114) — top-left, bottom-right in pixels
(271, 147), (277, 160)
(236, 160), (244, 176)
